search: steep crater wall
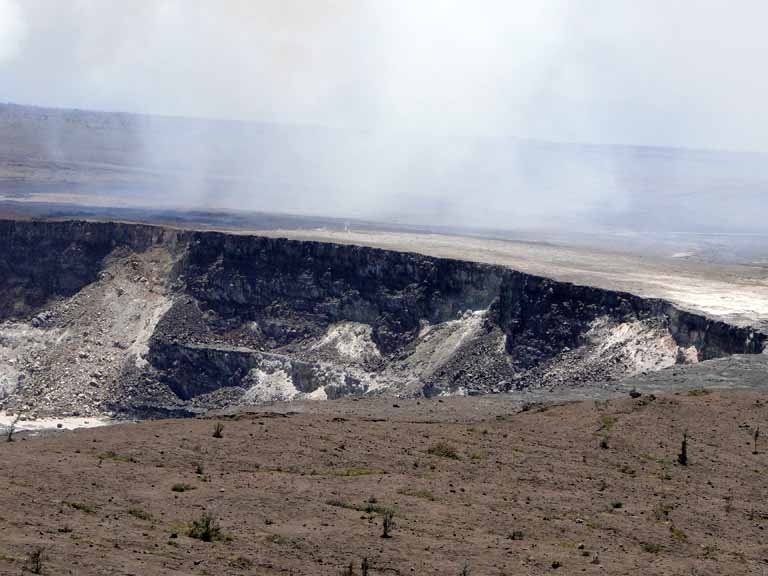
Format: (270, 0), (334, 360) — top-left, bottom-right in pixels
(0, 220), (765, 416)
(179, 233), (505, 351)
(149, 230), (766, 402)
(494, 272), (765, 367)
(0, 220), (177, 320)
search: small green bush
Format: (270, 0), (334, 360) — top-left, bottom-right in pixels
(187, 511), (226, 542)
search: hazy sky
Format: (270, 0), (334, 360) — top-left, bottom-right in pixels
(1, 0), (767, 236)
(2, 0), (768, 152)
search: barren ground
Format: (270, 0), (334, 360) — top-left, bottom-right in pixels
(1, 391), (767, 575)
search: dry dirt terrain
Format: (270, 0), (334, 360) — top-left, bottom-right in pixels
(1, 391), (766, 575)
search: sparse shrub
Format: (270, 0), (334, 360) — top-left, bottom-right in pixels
(677, 430), (688, 466)
(381, 510), (395, 538)
(599, 415), (617, 431)
(195, 462), (205, 475)
(233, 556), (253, 569)
(128, 507), (152, 521)
(266, 533), (288, 545)
(619, 464), (636, 476)
(397, 488), (435, 501)
(64, 501), (95, 514)
(326, 498), (393, 516)
(641, 542), (664, 554)
(187, 511), (225, 542)
(171, 483), (196, 493)
(362, 496), (393, 516)
(212, 422), (224, 438)
(5, 415), (20, 443)
(654, 502), (674, 520)
(326, 499), (356, 510)
(98, 451), (135, 463)
(363, 496), (380, 514)
(510, 530), (525, 540)
(23, 547), (45, 574)
(427, 441), (461, 460)
(753, 426), (760, 455)
(669, 525), (687, 541)
(599, 436), (609, 449)
(610, 501), (623, 509)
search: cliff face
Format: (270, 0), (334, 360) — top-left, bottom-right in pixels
(0, 220), (175, 320)
(156, 229), (765, 402)
(177, 231), (764, 358)
(493, 272), (765, 368)
(0, 220), (764, 417)
(180, 233), (504, 352)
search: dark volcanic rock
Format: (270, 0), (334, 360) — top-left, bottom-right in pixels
(180, 233), (504, 352)
(0, 220), (175, 320)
